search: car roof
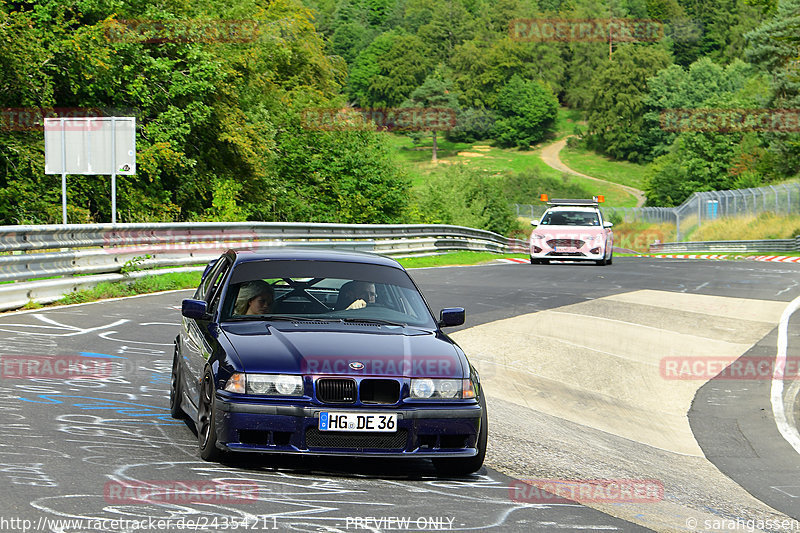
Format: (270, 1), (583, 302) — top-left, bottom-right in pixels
(546, 206), (601, 213)
(227, 247), (405, 269)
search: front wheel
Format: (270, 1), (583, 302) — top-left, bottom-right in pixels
(198, 370), (224, 462)
(169, 347), (185, 419)
(433, 394), (487, 476)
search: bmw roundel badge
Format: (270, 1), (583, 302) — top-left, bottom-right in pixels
(349, 361), (365, 371)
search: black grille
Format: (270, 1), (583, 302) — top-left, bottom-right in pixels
(317, 378), (357, 403)
(359, 379), (400, 404)
(547, 251), (585, 256)
(305, 428), (408, 450)
(547, 239), (585, 248)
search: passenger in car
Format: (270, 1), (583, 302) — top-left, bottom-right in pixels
(336, 281), (377, 310)
(234, 280), (274, 315)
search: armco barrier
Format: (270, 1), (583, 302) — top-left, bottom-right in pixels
(649, 237), (798, 254)
(0, 222), (527, 311)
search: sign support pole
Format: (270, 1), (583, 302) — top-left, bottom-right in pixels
(111, 117), (117, 225)
(60, 118), (67, 225)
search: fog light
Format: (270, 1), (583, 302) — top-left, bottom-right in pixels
(590, 247), (601, 254)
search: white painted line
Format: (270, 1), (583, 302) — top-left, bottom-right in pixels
(772, 295), (800, 456)
(771, 486), (800, 498)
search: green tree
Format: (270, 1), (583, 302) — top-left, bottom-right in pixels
(348, 31), (434, 107)
(586, 44), (672, 162)
(745, 0), (800, 177)
(492, 75), (559, 148)
(271, 111), (410, 223)
(415, 0), (475, 63)
(640, 57), (753, 160)
(0, 0), (414, 225)
(450, 37), (565, 109)
(644, 92), (762, 206)
(672, 0), (766, 65)
(401, 75), (460, 161)
(412, 165), (515, 235)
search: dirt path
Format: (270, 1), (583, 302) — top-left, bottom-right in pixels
(540, 138), (647, 207)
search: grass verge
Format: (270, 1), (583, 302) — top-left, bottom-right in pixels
(559, 145), (647, 190)
(398, 252), (527, 268)
(688, 212), (800, 241)
(56, 271), (202, 306)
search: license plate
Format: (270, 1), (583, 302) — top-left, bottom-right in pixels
(554, 246), (578, 253)
(319, 412), (397, 432)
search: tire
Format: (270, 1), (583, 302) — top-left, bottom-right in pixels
(198, 370), (224, 462)
(169, 347), (185, 419)
(607, 252), (613, 265)
(595, 258), (607, 266)
(433, 394), (488, 477)
(529, 257), (538, 265)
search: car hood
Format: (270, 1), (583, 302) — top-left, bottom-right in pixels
(220, 322), (466, 379)
(533, 226), (608, 239)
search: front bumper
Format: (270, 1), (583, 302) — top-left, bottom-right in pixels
(214, 396), (482, 458)
(530, 243), (606, 261)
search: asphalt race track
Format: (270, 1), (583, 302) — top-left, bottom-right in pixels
(0, 256), (798, 532)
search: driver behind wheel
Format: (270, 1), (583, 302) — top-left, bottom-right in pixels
(337, 281), (376, 310)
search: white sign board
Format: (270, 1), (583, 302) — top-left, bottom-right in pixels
(44, 117), (136, 175)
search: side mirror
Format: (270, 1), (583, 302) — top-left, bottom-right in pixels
(530, 221), (539, 226)
(182, 299), (212, 321)
(439, 307), (465, 327)
(603, 221), (614, 228)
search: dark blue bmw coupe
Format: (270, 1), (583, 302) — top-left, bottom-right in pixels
(171, 248), (487, 475)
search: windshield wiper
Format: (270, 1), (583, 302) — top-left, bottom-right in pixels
(342, 317), (407, 327)
(230, 315), (341, 323)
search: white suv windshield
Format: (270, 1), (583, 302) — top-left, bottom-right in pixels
(540, 210), (600, 226)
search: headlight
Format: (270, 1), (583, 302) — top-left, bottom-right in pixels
(410, 378), (473, 399)
(411, 378), (435, 399)
(223, 373), (304, 396)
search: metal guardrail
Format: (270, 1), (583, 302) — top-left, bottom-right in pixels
(0, 222), (528, 311)
(515, 181), (800, 240)
(649, 237), (799, 254)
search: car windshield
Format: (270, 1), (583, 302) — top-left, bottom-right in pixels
(540, 210), (600, 226)
(220, 260), (436, 328)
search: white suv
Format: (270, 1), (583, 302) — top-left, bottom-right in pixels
(529, 199), (614, 265)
